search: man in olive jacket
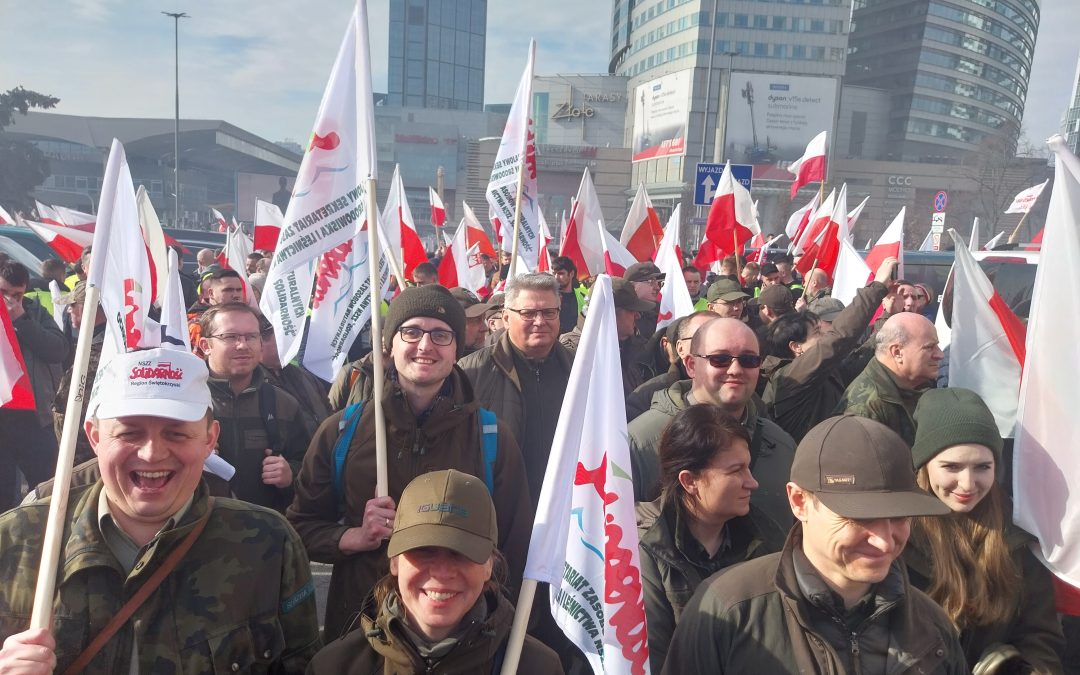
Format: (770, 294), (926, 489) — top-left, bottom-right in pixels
(662, 416), (967, 674)
(762, 257), (897, 442)
(835, 311), (944, 446)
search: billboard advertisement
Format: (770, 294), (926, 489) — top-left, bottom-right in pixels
(236, 172), (296, 222)
(722, 73), (838, 181)
(632, 69), (692, 163)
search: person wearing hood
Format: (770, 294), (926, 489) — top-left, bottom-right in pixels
(306, 470), (561, 674)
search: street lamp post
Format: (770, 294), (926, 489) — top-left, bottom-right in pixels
(163, 11), (189, 228)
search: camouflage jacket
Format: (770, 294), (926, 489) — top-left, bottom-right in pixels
(835, 357), (926, 446)
(0, 481), (321, 674)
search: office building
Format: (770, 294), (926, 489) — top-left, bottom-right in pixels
(1065, 53), (1080, 156)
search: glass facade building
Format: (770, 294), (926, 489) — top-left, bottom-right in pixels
(388, 0), (486, 110)
(1065, 56), (1080, 156)
(846, 0), (1040, 163)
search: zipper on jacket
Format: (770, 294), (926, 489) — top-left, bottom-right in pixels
(848, 632), (862, 675)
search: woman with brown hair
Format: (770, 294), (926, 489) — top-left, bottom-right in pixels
(637, 404), (785, 672)
(907, 388), (1064, 674)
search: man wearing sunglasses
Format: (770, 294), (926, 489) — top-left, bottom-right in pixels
(628, 317), (797, 528)
(199, 302), (312, 512)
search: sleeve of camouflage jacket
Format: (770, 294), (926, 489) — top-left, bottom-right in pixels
(275, 516), (324, 672)
(287, 412), (354, 564)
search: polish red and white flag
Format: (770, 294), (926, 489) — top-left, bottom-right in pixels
(429, 186), (446, 228)
(863, 207), (905, 280)
(791, 189), (835, 256)
(23, 218), (94, 263)
(54, 205), (96, 228)
(34, 200), (65, 227)
(461, 201), (498, 259)
(438, 218), (487, 294)
(655, 205), (694, 331)
(254, 199), (284, 251)
(380, 165), (429, 278)
(794, 183), (849, 279)
(0, 204), (14, 225)
(695, 161), (759, 269)
(211, 207), (229, 233)
(0, 298), (35, 410)
(787, 130), (827, 198)
(619, 183), (664, 262)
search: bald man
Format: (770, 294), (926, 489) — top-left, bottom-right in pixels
(627, 317), (797, 526)
(835, 312), (943, 446)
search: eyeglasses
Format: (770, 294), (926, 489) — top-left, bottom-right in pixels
(208, 332), (262, 345)
(506, 307), (560, 322)
(692, 353), (763, 369)
(398, 326), (455, 346)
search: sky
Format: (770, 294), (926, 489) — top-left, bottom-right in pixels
(1, 0), (1077, 150)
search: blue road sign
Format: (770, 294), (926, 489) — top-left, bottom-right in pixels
(695, 163), (753, 206)
(933, 191), (948, 212)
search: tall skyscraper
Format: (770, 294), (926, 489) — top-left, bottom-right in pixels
(388, 0), (486, 110)
(846, 0), (1040, 163)
(1065, 54), (1080, 156)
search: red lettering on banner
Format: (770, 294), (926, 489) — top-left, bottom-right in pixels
(525, 122), (537, 180)
(313, 241), (353, 309)
(122, 278), (142, 348)
(129, 364), (184, 380)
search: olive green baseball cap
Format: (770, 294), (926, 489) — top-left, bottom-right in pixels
(388, 470), (498, 564)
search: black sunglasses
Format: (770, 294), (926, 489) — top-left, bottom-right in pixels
(692, 353), (763, 369)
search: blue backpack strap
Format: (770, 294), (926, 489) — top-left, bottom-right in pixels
(333, 402), (365, 505)
(478, 408), (498, 494)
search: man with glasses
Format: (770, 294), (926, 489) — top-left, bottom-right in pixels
(706, 277), (751, 321)
(289, 285), (532, 641)
(626, 310), (719, 422)
(199, 302), (311, 511)
(624, 261), (664, 338)
(628, 317), (797, 527)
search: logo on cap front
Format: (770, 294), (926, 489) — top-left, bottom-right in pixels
(128, 361), (185, 388)
(825, 474), (856, 485)
(418, 502), (468, 517)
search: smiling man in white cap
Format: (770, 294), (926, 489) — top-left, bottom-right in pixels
(0, 346), (321, 674)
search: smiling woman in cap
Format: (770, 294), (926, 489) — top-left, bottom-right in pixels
(904, 388), (1065, 673)
(306, 470), (562, 674)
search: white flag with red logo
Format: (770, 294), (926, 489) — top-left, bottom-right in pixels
(620, 183), (664, 262)
(381, 164), (429, 278)
(524, 274), (650, 674)
(88, 139), (159, 352)
(254, 199), (284, 251)
(438, 218), (486, 294)
(23, 219), (93, 263)
(261, 2), (378, 366)
(1004, 179), (1050, 214)
(429, 186), (446, 227)
(946, 228), (1025, 436)
(787, 130), (827, 198)
(0, 298), (35, 410)
(486, 40), (541, 273)
(655, 205), (694, 331)
(34, 200), (64, 227)
(1013, 136), (1080, 596)
(863, 207), (905, 280)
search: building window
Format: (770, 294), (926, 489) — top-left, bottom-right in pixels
(407, 5), (424, 25)
(734, 14), (748, 27)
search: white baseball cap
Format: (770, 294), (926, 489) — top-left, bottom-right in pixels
(89, 347), (212, 422)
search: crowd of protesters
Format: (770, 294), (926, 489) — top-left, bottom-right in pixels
(0, 239), (1074, 675)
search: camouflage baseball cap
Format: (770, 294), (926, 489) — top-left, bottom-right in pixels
(388, 470), (498, 564)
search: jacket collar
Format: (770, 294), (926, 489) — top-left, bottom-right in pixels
(864, 358), (913, 405)
(491, 331), (573, 392)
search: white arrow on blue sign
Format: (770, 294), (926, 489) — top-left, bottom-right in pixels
(695, 163), (753, 206)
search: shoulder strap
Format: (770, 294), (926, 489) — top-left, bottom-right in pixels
(258, 382), (281, 453)
(478, 408), (498, 494)
(333, 402), (365, 506)
(62, 498), (216, 675)
(749, 419), (765, 472)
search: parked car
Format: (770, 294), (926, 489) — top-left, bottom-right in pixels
(0, 225), (60, 266)
(0, 235), (48, 285)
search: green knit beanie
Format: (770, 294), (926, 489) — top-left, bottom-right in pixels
(911, 388), (1003, 469)
(383, 285), (467, 358)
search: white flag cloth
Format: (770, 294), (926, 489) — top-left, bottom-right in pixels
(160, 249), (191, 350)
(917, 229), (935, 251)
(1013, 136), (1080, 587)
(254, 199), (284, 251)
(523, 274), (650, 674)
(1004, 179), (1050, 214)
(261, 2), (378, 365)
(136, 185), (169, 306)
(654, 205), (694, 331)
(24, 219), (94, 263)
(48, 281), (64, 329)
(34, 200), (64, 227)
(211, 207), (229, 232)
(486, 40), (541, 273)
(830, 238), (872, 306)
(969, 217), (980, 252)
(54, 205), (95, 228)
(437, 218), (486, 295)
(945, 228), (1025, 437)
(88, 139), (159, 352)
(846, 195), (869, 229)
(0, 204), (14, 225)
(983, 231), (1005, 250)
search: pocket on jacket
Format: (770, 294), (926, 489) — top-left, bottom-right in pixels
(208, 616), (286, 674)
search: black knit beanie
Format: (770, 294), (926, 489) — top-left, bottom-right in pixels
(383, 285), (467, 358)
(911, 387), (1003, 470)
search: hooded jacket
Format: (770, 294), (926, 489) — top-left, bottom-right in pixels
(661, 526), (968, 674)
(305, 589), (562, 674)
(287, 367), (533, 641)
(627, 380), (797, 528)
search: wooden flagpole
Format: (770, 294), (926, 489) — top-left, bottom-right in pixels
(500, 579), (538, 675)
(1007, 209), (1032, 245)
(507, 161), (526, 280)
(365, 176), (389, 497)
(30, 285), (102, 629)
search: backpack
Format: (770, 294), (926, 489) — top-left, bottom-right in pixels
(331, 402), (498, 510)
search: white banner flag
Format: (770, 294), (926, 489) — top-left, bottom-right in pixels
(1004, 179), (1050, 214)
(654, 205), (693, 331)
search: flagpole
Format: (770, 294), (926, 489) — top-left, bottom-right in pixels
(500, 578), (538, 675)
(507, 41), (535, 281)
(1007, 209), (1032, 245)
(30, 285), (102, 629)
(364, 177), (390, 497)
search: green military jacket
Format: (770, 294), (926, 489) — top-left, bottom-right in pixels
(0, 481), (321, 674)
(835, 357), (926, 446)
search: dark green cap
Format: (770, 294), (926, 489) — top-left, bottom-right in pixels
(388, 470), (497, 565)
(912, 388), (1002, 470)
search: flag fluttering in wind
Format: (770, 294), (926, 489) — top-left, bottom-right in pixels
(261, 2), (378, 367)
(486, 40), (540, 274)
(983, 231), (1005, 250)
(785, 192), (819, 252)
(791, 189), (834, 256)
(0, 204), (14, 225)
(429, 186), (446, 227)
(254, 199), (284, 251)
(918, 229), (935, 251)
(136, 185), (167, 306)
(620, 183), (664, 262)
(863, 207), (905, 280)
(54, 205), (96, 228)
(23, 219), (93, 263)
(438, 218), (486, 294)
(211, 207), (230, 233)
(1004, 179), (1050, 214)
(787, 130), (827, 198)
(846, 195), (869, 229)
(945, 228), (1025, 437)
(521, 274), (650, 674)
(0, 298), (35, 410)
(34, 200), (64, 227)
(160, 249), (191, 350)
(381, 164), (428, 278)
(968, 217), (980, 252)
(537, 209), (554, 273)
(560, 168), (610, 279)
(830, 238), (872, 306)
(655, 205), (694, 331)
(794, 183), (849, 279)
(461, 201), (498, 259)
(1013, 136), (1080, 599)
(696, 161), (759, 269)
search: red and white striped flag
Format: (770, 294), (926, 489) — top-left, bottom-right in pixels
(785, 192), (819, 252)
(522, 274), (650, 673)
(254, 199), (284, 251)
(830, 237), (872, 306)
(794, 183), (849, 279)
(34, 200), (64, 227)
(1013, 136), (1080, 604)
(438, 218), (486, 294)
(0, 298), (35, 410)
(863, 207), (905, 280)
(560, 168), (608, 279)
(787, 130), (827, 198)
(381, 164), (429, 278)
(695, 161), (759, 269)
(23, 219), (93, 263)
(655, 205), (694, 331)
(429, 186), (446, 227)
(791, 189), (834, 256)
(461, 201), (498, 259)
(54, 205), (96, 228)
(537, 209), (554, 273)
(210, 207), (229, 233)
(620, 183), (664, 262)
(1004, 179), (1050, 214)
(0, 204), (14, 225)
(846, 195), (869, 229)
